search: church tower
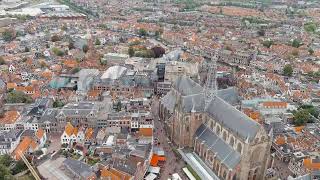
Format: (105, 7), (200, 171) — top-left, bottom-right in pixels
(204, 50), (218, 110)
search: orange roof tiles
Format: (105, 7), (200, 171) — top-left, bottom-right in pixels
(0, 111), (20, 124)
(150, 154), (166, 167)
(275, 136), (286, 145)
(303, 158), (320, 170)
(85, 128), (94, 139)
(87, 90), (101, 98)
(294, 126), (305, 133)
(63, 59), (78, 68)
(13, 136), (37, 160)
(100, 168), (120, 180)
(109, 168), (132, 180)
(262, 101), (288, 108)
(41, 70), (53, 79)
(222, 6), (261, 17)
(139, 128), (153, 137)
(7, 82), (17, 89)
(65, 122), (76, 136)
(36, 128), (45, 139)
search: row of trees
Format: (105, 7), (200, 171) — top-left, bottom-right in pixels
(6, 90), (33, 104)
(0, 154), (28, 179)
(2, 29), (15, 42)
(293, 105), (318, 126)
(128, 46), (165, 58)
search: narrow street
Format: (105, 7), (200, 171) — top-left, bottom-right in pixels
(151, 97), (187, 180)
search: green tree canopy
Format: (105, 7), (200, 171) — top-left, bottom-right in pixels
(52, 47), (64, 57)
(0, 154), (12, 167)
(257, 29), (265, 36)
(6, 90), (33, 103)
(95, 39), (101, 46)
(128, 47), (134, 57)
(53, 100), (65, 108)
(51, 35), (61, 42)
(262, 40), (273, 48)
(138, 28), (147, 36)
(82, 44), (89, 53)
(291, 39), (303, 48)
(308, 48), (314, 55)
(68, 41), (75, 50)
(293, 109), (311, 126)
(2, 29), (15, 42)
(283, 64), (293, 76)
(0, 164), (12, 179)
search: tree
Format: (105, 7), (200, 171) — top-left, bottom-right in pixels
(95, 39), (101, 46)
(293, 109), (311, 126)
(0, 56), (5, 65)
(291, 39), (302, 48)
(52, 47), (64, 57)
(283, 64), (293, 76)
(82, 44), (89, 53)
(51, 35), (61, 42)
(128, 47), (134, 57)
(257, 29), (265, 36)
(11, 160), (27, 175)
(304, 22), (317, 33)
(0, 164), (12, 179)
(24, 47), (30, 52)
(6, 90), (33, 103)
(0, 154), (12, 166)
(300, 104), (319, 118)
(262, 40), (273, 48)
(68, 41), (75, 50)
(155, 30), (161, 38)
(61, 25), (67, 31)
(151, 46), (165, 58)
(308, 48), (314, 55)
(2, 29), (15, 42)
(138, 28), (147, 36)
(53, 100), (65, 108)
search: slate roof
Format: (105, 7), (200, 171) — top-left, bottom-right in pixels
(206, 97), (260, 141)
(195, 124), (241, 169)
(63, 158), (95, 179)
(172, 76), (203, 96)
(38, 108), (58, 123)
(161, 76), (260, 141)
(160, 91), (176, 113)
(216, 87), (239, 105)
(0, 79), (5, 90)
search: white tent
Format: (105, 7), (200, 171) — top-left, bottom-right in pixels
(148, 166), (160, 174)
(144, 173), (157, 180)
(172, 173), (182, 180)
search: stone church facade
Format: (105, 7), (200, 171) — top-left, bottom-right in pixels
(159, 76), (272, 180)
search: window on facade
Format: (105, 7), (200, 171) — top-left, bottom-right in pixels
(216, 126), (221, 135)
(229, 137), (235, 147)
(237, 143), (242, 154)
(223, 131), (227, 141)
